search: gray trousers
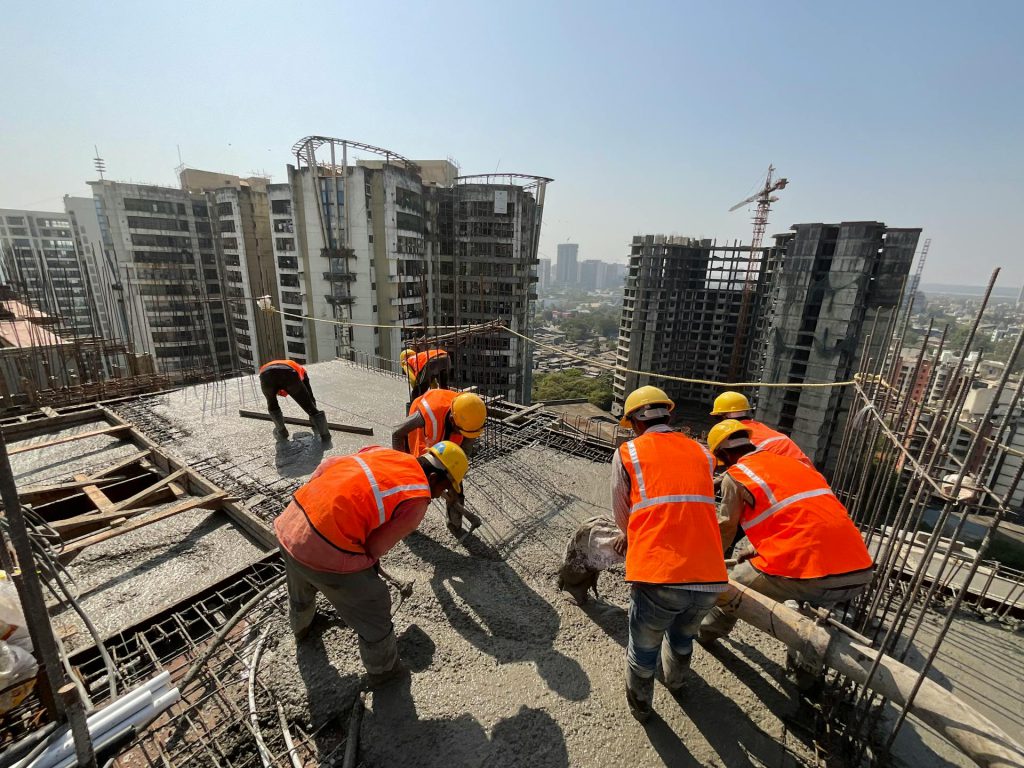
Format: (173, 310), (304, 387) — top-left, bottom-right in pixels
(281, 549), (397, 674)
(701, 560), (873, 640)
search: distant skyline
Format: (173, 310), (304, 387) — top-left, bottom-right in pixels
(2, 1), (1021, 287)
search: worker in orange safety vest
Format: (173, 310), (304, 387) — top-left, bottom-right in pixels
(258, 359), (330, 441)
(275, 441), (469, 685)
(611, 386), (728, 722)
(391, 389), (487, 538)
(699, 419), (874, 651)
(709, 391), (813, 467)
(400, 348), (451, 399)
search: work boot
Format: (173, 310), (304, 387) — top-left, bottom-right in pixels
(311, 410), (330, 440)
(657, 642), (691, 695)
(625, 667), (654, 723)
(366, 659), (409, 688)
(270, 410), (288, 440)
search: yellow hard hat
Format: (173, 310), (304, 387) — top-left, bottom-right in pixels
(400, 349), (415, 365)
(710, 391), (752, 416)
(427, 440), (469, 493)
(707, 419), (752, 455)
(619, 385), (674, 427)
(451, 393), (487, 438)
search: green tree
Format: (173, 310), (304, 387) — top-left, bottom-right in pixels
(532, 369), (613, 410)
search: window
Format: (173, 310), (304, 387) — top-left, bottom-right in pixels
(217, 202), (234, 216)
(396, 212), (422, 232)
(287, 341), (306, 354)
(280, 274), (299, 288)
(285, 325), (304, 338)
(221, 237), (238, 250)
(281, 291), (302, 305)
(5, 216), (25, 225)
(276, 238), (295, 251)
(127, 216), (189, 231)
(192, 203), (209, 218)
(123, 198), (184, 215)
(219, 220), (236, 233)
(273, 220), (294, 233)
(130, 233), (191, 248)
(278, 256), (298, 270)
(271, 199), (291, 215)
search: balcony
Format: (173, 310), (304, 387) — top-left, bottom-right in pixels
(323, 272), (357, 282)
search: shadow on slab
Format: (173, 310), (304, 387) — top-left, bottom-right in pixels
(404, 530), (591, 702)
(274, 433), (326, 477)
(367, 673), (569, 768)
(294, 628), (362, 759)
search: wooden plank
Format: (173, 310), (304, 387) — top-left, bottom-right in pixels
(7, 424), (130, 455)
(0, 408), (105, 441)
(101, 406), (277, 550)
(237, 409), (374, 436)
(19, 476), (129, 504)
(101, 468), (188, 514)
(73, 474), (114, 511)
(58, 493), (226, 560)
(84, 449), (151, 481)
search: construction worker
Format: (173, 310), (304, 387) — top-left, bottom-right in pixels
(709, 391), (813, 467)
(699, 420), (874, 647)
(274, 441), (469, 684)
(400, 348), (451, 399)
(258, 359), (330, 441)
(392, 389), (487, 537)
(612, 386), (729, 722)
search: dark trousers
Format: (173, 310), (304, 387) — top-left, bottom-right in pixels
(259, 366), (318, 416)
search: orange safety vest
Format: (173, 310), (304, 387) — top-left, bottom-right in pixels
(727, 451), (873, 579)
(620, 432), (727, 585)
(404, 349), (448, 379)
(741, 419), (813, 468)
(293, 446), (431, 555)
(407, 389), (464, 457)
(260, 359), (307, 397)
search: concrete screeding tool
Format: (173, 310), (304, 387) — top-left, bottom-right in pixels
(457, 509), (483, 545)
(377, 563), (414, 616)
(237, 409), (374, 436)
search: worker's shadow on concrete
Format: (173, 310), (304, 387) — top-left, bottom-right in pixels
(640, 713), (706, 768)
(579, 599), (629, 647)
(294, 625), (362, 754)
(710, 639), (801, 715)
(367, 676), (569, 768)
(404, 530), (591, 701)
(673, 671), (809, 768)
(274, 433), (326, 477)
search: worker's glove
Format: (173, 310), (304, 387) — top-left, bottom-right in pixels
(612, 533), (628, 557)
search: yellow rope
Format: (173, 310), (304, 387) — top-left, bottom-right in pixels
(267, 305), (857, 390)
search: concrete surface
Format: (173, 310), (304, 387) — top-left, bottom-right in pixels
(16, 362), (1019, 767)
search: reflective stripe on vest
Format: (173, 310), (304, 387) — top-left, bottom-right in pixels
(620, 432), (727, 585)
(624, 440), (716, 512)
(742, 420), (813, 468)
(407, 389), (463, 457)
(727, 452), (873, 579)
(293, 447), (430, 554)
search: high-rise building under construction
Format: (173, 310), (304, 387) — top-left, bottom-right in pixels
(612, 235), (778, 428)
(757, 221), (920, 470)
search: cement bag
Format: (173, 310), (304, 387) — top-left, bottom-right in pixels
(0, 574), (32, 653)
(558, 516), (624, 605)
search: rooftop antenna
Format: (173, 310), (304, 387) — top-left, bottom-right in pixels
(93, 146), (106, 180)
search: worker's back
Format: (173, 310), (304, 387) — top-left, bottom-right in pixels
(726, 451), (872, 579)
(619, 431), (726, 585)
(741, 419), (813, 467)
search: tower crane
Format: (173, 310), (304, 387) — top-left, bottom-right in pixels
(727, 166), (788, 381)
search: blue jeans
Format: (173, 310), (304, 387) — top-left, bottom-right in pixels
(627, 584), (719, 679)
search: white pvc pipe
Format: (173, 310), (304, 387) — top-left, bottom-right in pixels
(18, 675), (173, 768)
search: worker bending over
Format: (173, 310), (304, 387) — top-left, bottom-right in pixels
(612, 386), (728, 722)
(258, 359), (330, 441)
(699, 420), (874, 647)
(400, 347), (451, 399)
(275, 441), (469, 684)
(392, 389), (487, 537)
(709, 391), (812, 467)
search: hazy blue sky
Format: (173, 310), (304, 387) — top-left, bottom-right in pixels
(2, 1), (1021, 286)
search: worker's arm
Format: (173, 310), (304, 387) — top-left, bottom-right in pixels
(390, 412), (425, 453)
(460, 436), (477, 457)
(610, 448), (631, 558)
(364, 497), (430, 560)
(718, 473), (752, 553)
